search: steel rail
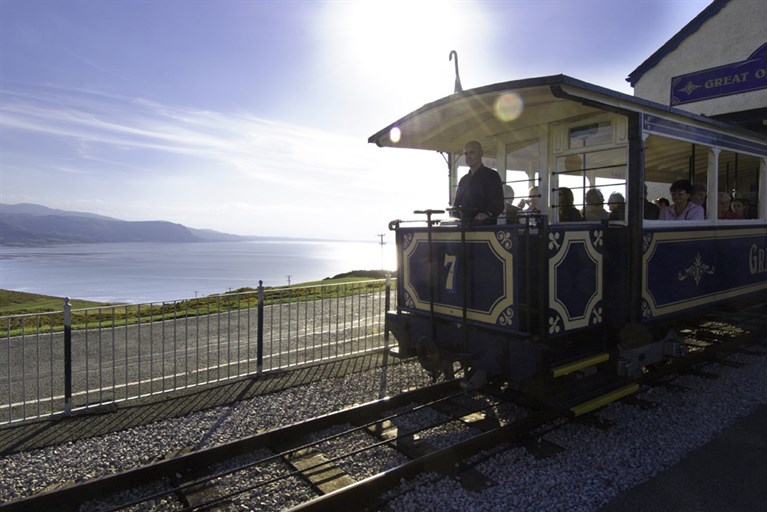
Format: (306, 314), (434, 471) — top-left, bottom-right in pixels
(286, 408), (564, 512)
(287, 304), (767, 512)
(0, 380), (460, 512)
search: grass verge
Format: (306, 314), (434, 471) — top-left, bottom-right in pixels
(0, 270), (393, 336)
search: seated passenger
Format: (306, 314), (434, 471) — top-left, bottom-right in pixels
(558, 187), (582, 222)
(644, 185), (660, 220)
(608, 192), (625, 221)
(691, 182), (707, 211)
(742, 197), (753, 219)
(724, 197), (746, 219)
(660, 179), (705, 220)
(717, 192), (732, 219)
(583, 188), (609, 221)
(519, 186), (541, 215)
(502, 185), (521, 223)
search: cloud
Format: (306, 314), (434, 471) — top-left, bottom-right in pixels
(1, 83), (446, 239)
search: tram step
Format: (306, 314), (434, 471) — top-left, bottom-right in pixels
(551, 352), (610, 378)
(568, 382), (639, 417)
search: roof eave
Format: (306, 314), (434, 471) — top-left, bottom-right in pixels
(626, 0), (730, 87)
(367, 74), (569, 149)
(368, 72), (766, 152)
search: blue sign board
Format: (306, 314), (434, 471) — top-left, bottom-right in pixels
(670, 43), (767, 105)
(400, 229), (517, 330)
(642, 228), (767, 319)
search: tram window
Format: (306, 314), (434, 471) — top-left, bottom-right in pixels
(645, 135), (704, 219)
(569, 121), (612, 149)
(644, 135), (697, 183)
(718, 150), (761, 219)
(505, 139), (540, 205)
(646, 134), (763, 221)
(554, 148), (627, 221)
(646, 181), (669, 211)
(504, 170), (538, 209)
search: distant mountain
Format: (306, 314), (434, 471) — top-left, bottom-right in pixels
(187, 227), (245, 242)
(0, 203), (118, 221)
(0, 203), (247, 245)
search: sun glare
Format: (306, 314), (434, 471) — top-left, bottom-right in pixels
(389, 126), (401, 144)
(320, 1), (489, 108)
(494, 93), (524, 122)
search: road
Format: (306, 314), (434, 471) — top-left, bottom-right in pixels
(0, 291), (391, 423)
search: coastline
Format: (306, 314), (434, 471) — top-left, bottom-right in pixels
(1, 241), (397, 304)
(0, 269), (395, 315)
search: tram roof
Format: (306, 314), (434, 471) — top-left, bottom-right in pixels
(367, 74), (767, 155)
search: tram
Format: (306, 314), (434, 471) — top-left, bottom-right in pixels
(369, 75), (767, 401)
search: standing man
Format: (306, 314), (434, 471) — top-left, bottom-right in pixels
(452, 140), (504, 224)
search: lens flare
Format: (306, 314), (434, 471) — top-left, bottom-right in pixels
(389, 126), (401, 144)
(494, 93), (524, 122)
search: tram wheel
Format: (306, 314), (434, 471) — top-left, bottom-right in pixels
(618, 321), (654, 349)
(416, 336), (449, 382)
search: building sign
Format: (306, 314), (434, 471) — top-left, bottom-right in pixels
(670, 42), (767, 105)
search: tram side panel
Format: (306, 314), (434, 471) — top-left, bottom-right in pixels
(544, 224), (606, 339)
(602, 224), (631, 331)
(642, 226), (767, 321)
(400, 228), (515, 328)
(388, 223), (612, 381)
(387, 226), (546, 380)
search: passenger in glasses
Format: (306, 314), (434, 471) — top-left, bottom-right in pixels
(660, 179), (704, 220)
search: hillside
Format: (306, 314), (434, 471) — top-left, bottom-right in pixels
(0, 203), (246, 245)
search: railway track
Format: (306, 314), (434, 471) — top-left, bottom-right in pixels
(0, 375), (576, 511)
(639, 301), (767, 385)
(0, 379), (456, 511)
(1, 301), (765, 512)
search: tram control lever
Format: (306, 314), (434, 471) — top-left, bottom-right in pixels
(414, 209), (445, 227)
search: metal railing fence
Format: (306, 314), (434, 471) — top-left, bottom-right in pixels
(0, 277), (395, 425)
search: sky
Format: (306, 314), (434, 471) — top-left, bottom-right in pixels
(1, 0), (713, 241)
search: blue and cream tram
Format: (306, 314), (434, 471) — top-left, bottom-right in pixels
(370, 75), (767, 402)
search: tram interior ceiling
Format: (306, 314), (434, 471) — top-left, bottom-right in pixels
(643, 135), (761, 209)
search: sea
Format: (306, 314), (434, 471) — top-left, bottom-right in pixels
(0, 240), (397, 304)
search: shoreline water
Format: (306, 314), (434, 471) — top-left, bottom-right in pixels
(0, 240), (397, 304)
(0, 269), (394, 314)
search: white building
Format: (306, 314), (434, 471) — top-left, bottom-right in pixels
(628, 0), (766, 134)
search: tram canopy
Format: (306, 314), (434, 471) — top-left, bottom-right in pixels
(368, 75), (618, 154)
(367, 74), (766, 156)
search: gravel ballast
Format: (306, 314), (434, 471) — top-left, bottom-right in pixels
(0, 345), (765, 510)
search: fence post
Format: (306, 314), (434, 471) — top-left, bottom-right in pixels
(63, 297), (72, 416)
(384, 274), (391, 343)
(257, 281), (264, 376)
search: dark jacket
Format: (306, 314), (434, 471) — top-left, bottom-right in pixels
(453, 165), (505, 224)
(644, 200), (660, 220)
(559, 206), (583, 222)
